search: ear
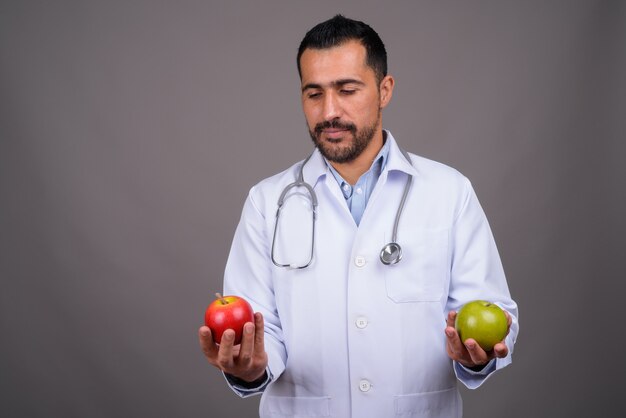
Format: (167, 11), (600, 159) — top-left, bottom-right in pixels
(379, 75), (395, 109)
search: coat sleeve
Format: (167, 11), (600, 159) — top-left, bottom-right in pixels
(222, 186), (287, 397)
(447, 177), (519, 389)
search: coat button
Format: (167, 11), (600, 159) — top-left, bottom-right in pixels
(354, 256), (366, 267)
(355, 317), (368, 329)
(359, 379), (371, 392)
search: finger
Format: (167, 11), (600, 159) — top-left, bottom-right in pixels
(446, 311), (457, 328)
(198, 326), (219, 360)
(253, 312), (265, 354)
(236, 322), (256, 367)
(445, 326), (465, 359)
(493, 342), (509, 358)
(216, 329), (236, 371)
(464, 338), (489, 365)
(505, 311), (512, 325)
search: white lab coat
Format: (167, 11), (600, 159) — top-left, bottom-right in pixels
(223, 132), (518, 418)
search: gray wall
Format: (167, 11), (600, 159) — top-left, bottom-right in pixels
(1, 1), (625, 417)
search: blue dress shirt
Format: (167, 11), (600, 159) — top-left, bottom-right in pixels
(325, 136), (390, 226)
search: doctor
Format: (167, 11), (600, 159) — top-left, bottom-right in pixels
(199, 15), (518, 418)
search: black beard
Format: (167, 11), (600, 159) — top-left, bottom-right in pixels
(308, 115), (380, 164)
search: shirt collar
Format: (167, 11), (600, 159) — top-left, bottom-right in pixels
(300, 130), (417, 187)
(324, 132), (391, 188)
(384, 130), (418, 177)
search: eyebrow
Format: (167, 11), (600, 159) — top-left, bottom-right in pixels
(301, 78), (366, 92)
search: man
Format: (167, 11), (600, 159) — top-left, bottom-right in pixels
(200, 15), (518, 418)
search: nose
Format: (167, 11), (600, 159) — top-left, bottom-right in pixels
(322, 92), (341, 121)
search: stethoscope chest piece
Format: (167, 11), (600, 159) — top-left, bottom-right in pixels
(380, 242), (403, 265)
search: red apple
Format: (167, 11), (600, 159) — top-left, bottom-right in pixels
(204, 293), (254, 345)
(455, 300), (508, 351)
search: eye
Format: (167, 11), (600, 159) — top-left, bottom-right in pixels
(307, 92), (322, 99)
(340, 89), (356, 95)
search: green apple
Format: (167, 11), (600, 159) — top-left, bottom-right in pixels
(455, 300), (508, 351)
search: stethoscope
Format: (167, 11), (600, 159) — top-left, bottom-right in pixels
(271, 149), (413, 269)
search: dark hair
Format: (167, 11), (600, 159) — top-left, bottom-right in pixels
(297, 14), (388, 84)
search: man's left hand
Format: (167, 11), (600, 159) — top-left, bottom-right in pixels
(444, 310), (511, 368)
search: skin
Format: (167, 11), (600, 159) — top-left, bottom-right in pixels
(198, 312), (267, 383)
(300, 40), (394, 185)
(445, 310), (512, 368)
(199, 39), (511, 381)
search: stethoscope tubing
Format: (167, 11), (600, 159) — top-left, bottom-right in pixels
(271, 148), (413, 269)
(271, 154), (317, 269)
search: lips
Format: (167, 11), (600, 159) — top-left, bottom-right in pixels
(312, 120), (356, 144)
(322, 128), (349, 140)
(323, 128), (349, 135)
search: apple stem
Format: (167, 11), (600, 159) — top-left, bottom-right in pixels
(215, 293), (227, 305)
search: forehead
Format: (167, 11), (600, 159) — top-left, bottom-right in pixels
(299, 40), (375, 85)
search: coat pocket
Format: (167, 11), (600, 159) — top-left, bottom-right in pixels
(262, 395), (331, 417)
(394, 387), (461, 417)
(384, 228), (449, 302)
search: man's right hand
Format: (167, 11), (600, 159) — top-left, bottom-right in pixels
(199, 311), (268, 383)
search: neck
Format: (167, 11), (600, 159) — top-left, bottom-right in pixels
(330, 129), (385, 185)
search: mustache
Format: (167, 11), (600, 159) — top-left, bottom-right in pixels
(314, 119), (357, 134)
